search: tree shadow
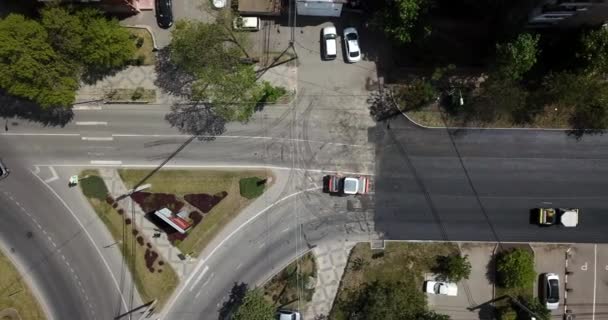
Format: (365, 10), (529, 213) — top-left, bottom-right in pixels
(164, 102), (226, 140)
(566, 128), (605, 141)
(477, 304), (496, 320)
(218, 282), (249, 320)
(485, 252), (496, 285)
(154, 46), (195, 98)
(80, 64), (127, 86)
(0, 91), (73, 127)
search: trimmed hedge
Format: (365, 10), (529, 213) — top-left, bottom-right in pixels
(80, 175), (109, 200)
(239, 177), (266, 199)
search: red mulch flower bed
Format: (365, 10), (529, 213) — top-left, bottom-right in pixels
(184, 191), (227, 213)
(136, 236), (144, 246)
(189, 211), (203, 226)
(125, 218), (132, 225)
(144, 248), (159, 271)
(167, 232), (187, 245)
(131, 192), (184, 213)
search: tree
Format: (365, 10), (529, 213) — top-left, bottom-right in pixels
(396, 79), (437, 111)
(169, 16), (262, 122)
(495, 33), (540, 81)
(543, 72), (608, 130)
(41, 6), (135, 79)
(74, 9), (136, 76)
(519, 297), (550, 320)
(578, 28), (608, 75)
(474, 78), (529, 123)
(373, 0), (430, 44)
(0, 14), (78, 108)
(416, 310), (450, 320)
(435, 254), (472, 282)
(495, 248), (535, 289)
(341, 279), (426, 320)
(232, 289), (275, 320)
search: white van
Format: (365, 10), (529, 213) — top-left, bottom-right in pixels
(233, 17), (260, 31)
(322, 26), (337, 60)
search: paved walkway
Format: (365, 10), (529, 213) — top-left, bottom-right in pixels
(99, 168), (197, 279)
(304, 240), (356, 319)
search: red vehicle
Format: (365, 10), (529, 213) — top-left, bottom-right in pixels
(326, 175), (371, 195)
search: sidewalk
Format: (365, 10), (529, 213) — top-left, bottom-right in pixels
(304, 240), (356, 319)
(98, 168), (198, 279)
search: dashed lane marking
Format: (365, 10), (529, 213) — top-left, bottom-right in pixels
(75, 121), (107, 126)
(81, 137), (114, 141)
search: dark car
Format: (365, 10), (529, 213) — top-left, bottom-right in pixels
(0, 159), (9, 180)
(155, 0), (173, 29)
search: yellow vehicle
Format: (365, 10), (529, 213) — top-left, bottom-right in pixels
(537, 208), (579, 227)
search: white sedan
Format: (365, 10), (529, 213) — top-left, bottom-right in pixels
(424, 281), (458, 296)
(343, 27), (361, 63)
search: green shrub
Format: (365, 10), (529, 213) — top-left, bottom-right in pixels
(80, 175), (109, 200)
(396, 79), (437, 111)
(131, 87), (145, 100)
(435, 253), (472, 282)
(496, 248), (535, 289)
(260, 81), (287, 103)
(239, 177), (266, 199)
(136, 37), (145, 48)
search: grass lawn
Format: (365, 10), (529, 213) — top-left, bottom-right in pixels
(330, 242), (458, 320)
(79, 170), (178, 308)
(405, 104), (571, 129)
(263, 252), (316, 311)
(127, 28), (156, 65)
(118, 169), (273, 256)
(0, 248), (46, 320)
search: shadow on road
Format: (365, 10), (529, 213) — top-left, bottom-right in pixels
(0, 91), (73, 127)
(217, 282), (249, 320)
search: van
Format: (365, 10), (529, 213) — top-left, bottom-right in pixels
(322, 26), (337, 60)
(233, 17), (260, 31)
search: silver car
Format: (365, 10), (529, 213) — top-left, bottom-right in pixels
(543, 273), (560, 310)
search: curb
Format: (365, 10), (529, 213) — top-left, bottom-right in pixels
(257, 248), (313, 287)
(124, 25), (159, 51)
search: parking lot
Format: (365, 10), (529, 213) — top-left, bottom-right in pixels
(565, 244), (608, 320)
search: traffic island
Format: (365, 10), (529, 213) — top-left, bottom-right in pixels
(118, 169), (273, 257)
(79, 170), (179, 308)
(0, 248), (46, 320)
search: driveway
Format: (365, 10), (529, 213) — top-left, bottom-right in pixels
(121, 0), (216, 48)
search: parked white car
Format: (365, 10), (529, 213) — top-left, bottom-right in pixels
(212, 0), (226, 8)
(277, 309), (301, 320)
(233, 17), (261, 31)
(424, 281), (458, 296)
(543, 273), (560, 310)
(343, 27), (361, 63)
(322, 25), (337, 60)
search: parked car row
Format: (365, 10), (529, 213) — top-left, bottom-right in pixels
(424, 274), (561, 311)
(322, 25), (361, 63)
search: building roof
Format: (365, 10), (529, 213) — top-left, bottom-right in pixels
(238, 0), (281, 15)
(155, 208), (192, 234)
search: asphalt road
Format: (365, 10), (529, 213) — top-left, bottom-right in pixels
(0, 160), (136, 320)
(374, 117), (608, 243)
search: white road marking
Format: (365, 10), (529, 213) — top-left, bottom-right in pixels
(593, 244), (597, 320)
(280, 227), (290, 233)
(189, 266), (209, 292)
(258, 242), (266, 249)
(235, 263), (242, 270)
(81, 137), (114, 141)
(31, 171), (130, 312)
(44, 166), (58, 183)
(36, 163), (374, 176)
(75, 121), (107, 126)
(73, 105), (102, 111)
(90, 160), (122, 165)
(162, 187), (321, 318)
(1, 133), (79, 136)
(33, 166), (40, 174)
(194, 291), (202, 299)
(201, 273), (215, 287)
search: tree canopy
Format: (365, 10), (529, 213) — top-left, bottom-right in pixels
(495, 248), (535, 289)
(0, 6), (135, 108)
(578, 28), (608, 75)
(373, 0), (429, 44)
(169, 16), (262, 122)
(495, 33), (540, 81)
(435, 254), (472, 282)
(0, 14), (79, 108)
(232, 289), (275, 320)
